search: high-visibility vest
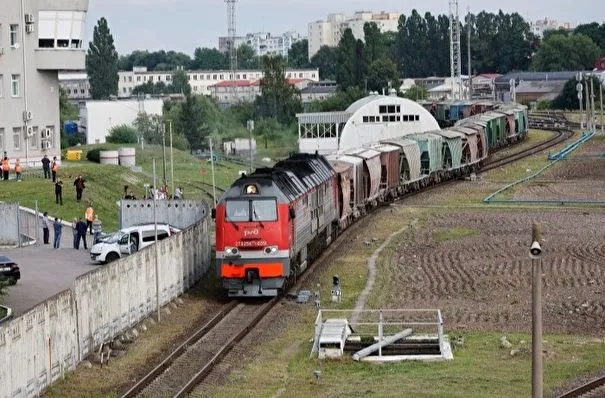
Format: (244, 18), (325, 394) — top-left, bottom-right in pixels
(51, 162), (58, 171)
(85, 207), (95, 221)
(1, 159), (9, 171)
(15, 162), (22, 173)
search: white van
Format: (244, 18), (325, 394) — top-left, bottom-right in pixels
(90, 224), (179, 264)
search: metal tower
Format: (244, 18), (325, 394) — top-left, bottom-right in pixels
(449, 0), (462, 100)
(226, 0), (238, 77)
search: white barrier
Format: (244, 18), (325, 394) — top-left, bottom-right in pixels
(0, 219), (211, 397)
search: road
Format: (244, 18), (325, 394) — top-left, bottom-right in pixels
(1, 236), (101, 316)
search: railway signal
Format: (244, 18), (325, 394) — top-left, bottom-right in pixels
(576, 80), (584, 130)
(529, 222), (543, 398)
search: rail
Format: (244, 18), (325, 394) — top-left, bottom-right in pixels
(556, 375), (605, 398)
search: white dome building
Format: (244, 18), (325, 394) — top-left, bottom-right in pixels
(297, 92), (440, 155)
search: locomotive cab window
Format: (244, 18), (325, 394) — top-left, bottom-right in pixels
(226, 200), (250, 222)
(226, 199), (277, 222)
(252, 199), (277, 222)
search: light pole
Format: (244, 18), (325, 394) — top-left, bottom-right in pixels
(530, 222), (543, 398)
(576, 73), (583, 130)
(590, 76), (596, 131)
(246, 119), (254, 174)
(167, 120), (174, 196)
(600, 81), (603, 134)
(585, 75), (591, 131)
(153, 159), (160, 322)
(160, 123), (167, 189)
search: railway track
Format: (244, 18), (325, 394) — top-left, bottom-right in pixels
(556, 375), (605, 398)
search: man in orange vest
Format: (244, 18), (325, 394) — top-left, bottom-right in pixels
(51, 156), (58, 182)
(85, 204), (95, 235)
(15, 158), (22, 182)
(1, 156), (9, 181)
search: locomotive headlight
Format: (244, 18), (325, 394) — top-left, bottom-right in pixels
(225, 246), (239, 256)
(264, 246), (278, 254)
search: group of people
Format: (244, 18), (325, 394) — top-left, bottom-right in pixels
(145, 185), (184, 200)
(54, 174), (87, 205)
(1, 152), (26, 182)
(41, 204), (101, 249)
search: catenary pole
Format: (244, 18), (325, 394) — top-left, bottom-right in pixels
(153, 159), (160, 322)
(531, 223), (543, 398)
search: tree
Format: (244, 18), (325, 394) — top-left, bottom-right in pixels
(237, 44), (259, 69)
(366, 58), (399, 92)
(307, 86), (365, 112)
(178, 94), (206, 150)
(171, 69), (191, 95)
(86, 18), (119, 99)
(551, 76), (603, 110)
(310, 46), (338, 80)
(255, 56), (302, 123)
(106, 125), (138, 144)
(191, 47), (228, 70)
(402, 84), (428, 101)
(531, 34), (601, 71)
(336, 29), (359, 89)
(574, 22), (605, 51)
(133, 113), (163, 144)
(59, 88), (81, 147)
(287, 39), (310, 68)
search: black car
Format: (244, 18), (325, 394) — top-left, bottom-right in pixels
(0, 255), (21, 285)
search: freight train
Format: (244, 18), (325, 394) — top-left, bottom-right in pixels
(213, 100), (528, 297)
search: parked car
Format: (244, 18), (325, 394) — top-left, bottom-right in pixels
(90, 224), (180, 264)
(0, 255), (21, 285)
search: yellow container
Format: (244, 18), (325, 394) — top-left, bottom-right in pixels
(66, 150), (82, 161)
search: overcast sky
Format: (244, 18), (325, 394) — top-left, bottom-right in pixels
(86, 0), (605, 55)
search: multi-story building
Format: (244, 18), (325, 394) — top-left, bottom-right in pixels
(218, 31), (304, 58)
(530, 17), (575, 38)
(308, 11), (400, 60)
(0, 0), (89, 164)
(116, 67), (319, 98)
(59, 71), (90, 100)
(210, 78), (312, 108)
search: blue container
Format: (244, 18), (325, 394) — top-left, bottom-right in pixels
(64, 121), (78, 136)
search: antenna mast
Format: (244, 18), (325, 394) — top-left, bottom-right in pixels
(226, 0), (238, 77)
(467, 6), (472, 100)
(449, 0), (462, 100)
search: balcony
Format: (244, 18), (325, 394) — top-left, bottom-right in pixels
(35, 49), (85, 71)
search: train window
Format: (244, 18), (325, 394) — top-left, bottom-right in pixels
(379, 105), (387, 114)
(387, 105), (396, 113)
(226, 200), (250, 222)
(252, 199), (277, 222)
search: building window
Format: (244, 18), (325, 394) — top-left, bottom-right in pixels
(148, 76), (153, 81)
(128, 76), (133, 82)
(387, 105), (396, 113)
(38, 11), (86, 48)
(193, 75), (198, 80)
(362, 116), (369, 123)
(403, 115), (409, 122)
(382, 115), (389, 122)
(165, 75), (171, 81)
(389, 115), (396, 122)
(379, 105), (387, 114)
(415, 115), (419, 121)
(10, 24), (19, 47)
(219, 74), (224, 79)
(137, 76), (141, 82)
(396, 116), (401, 122)
(396, 105), (401, 112)
(13, 128), (21, 150)
(45, 126), (55, 149)
(11, 75), (20, 97)
(30, 126), (39, 148)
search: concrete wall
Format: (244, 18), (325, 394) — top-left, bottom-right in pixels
(0, 203), (19, 246)
(119, 200), (208, 230)
(0, 218), (211, 398)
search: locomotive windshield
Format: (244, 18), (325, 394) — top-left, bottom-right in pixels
(226, 199), (277, 222)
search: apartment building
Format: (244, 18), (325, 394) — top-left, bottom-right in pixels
(116, 66), (320, 98)
(0, 0), (88, 164)
(218, 31), (304, 58)
(308, 11), (400, 59)
(530, 17), (575, 38)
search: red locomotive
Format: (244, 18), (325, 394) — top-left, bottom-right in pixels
(214, 154), (337, 297)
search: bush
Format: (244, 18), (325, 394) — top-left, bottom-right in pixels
(86, 148), (107, 163)
(106, 124), (138, 144)
(536, 99), (552, 110)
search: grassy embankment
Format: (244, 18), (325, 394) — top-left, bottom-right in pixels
(0, 144), (245, 231)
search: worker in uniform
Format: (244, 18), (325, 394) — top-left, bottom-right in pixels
(1, 156), (10, 181)
(85, 205), (95, 235)
(41, 154), (51, 179)
(14, 158), (22, 182)
(51, 156), (58, 182)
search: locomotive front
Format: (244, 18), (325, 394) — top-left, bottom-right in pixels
(214, 176), (292, 297)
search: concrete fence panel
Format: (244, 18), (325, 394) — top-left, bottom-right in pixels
(119, 200), (208, 230)
(0, 203), (20, 246)
(0, 290), (78, 398)
(0, 217), (211, 398)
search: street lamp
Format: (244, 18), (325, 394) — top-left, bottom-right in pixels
(529, 222), (543, 398)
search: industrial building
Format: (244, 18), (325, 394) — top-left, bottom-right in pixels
(296, 91), (440, 154)
(308, 11), (400, 60)
(81, 98), (163, 145)
(0, 0), (89, 164)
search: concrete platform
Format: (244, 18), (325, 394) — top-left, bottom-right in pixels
(1, 241), (100, 316)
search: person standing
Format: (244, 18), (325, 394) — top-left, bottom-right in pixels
(14, 159), (22, 182)
(55, 180), (63, 205)
(1, 156), (9, 181)
(174, 186), (183, 200)
(51, 156), (58, 182)
(72, 218), (79, 249)
(53, 217), (62, 249)
(76, 218), (88, 250)
(73, 175), (86, 201)
(85, 204), (95, 234)
(41, 154), (51, 179)
(92, 215), (102, 244)
(42, 211), (51, 245)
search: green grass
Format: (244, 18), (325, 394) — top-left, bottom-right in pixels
(0, 144), (246, 231)
(433, 227), (479, 242)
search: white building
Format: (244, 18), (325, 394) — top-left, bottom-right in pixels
(296, 92), (440, 155)
(81, 99), (163, 145)
(219, 31), (304, 58)
(59, 71), (90, 100)
(117, 67), (319, 98)
(223, 138), (257, 156)
(0, 0), (89, 164)
(530, 17), (575, 38)
(308, 11), (400, 60)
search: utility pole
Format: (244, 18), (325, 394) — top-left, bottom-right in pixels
(209, 138), (217, 206)
(449, 0), (462, 100)
(576, 73), (584, 130)
(160, 123), (167, 189)
(530, 223), (543, 398)
(467, 7), (472, 100)
(153, 159), (160, 322)
(590, 76), (596, 131)
(247, 119), (254, 174)
(600, 81), (603, 134)
(585, 75), (591, 131)
(168, 120), (174, 197)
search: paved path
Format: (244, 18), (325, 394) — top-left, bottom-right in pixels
(350, 219), (417, 326)
(1, 237), (101, 316)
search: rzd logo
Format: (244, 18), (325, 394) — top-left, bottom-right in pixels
(243, 228), (260, 237)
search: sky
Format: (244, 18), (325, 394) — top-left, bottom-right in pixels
(86, 0), (605, 56)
